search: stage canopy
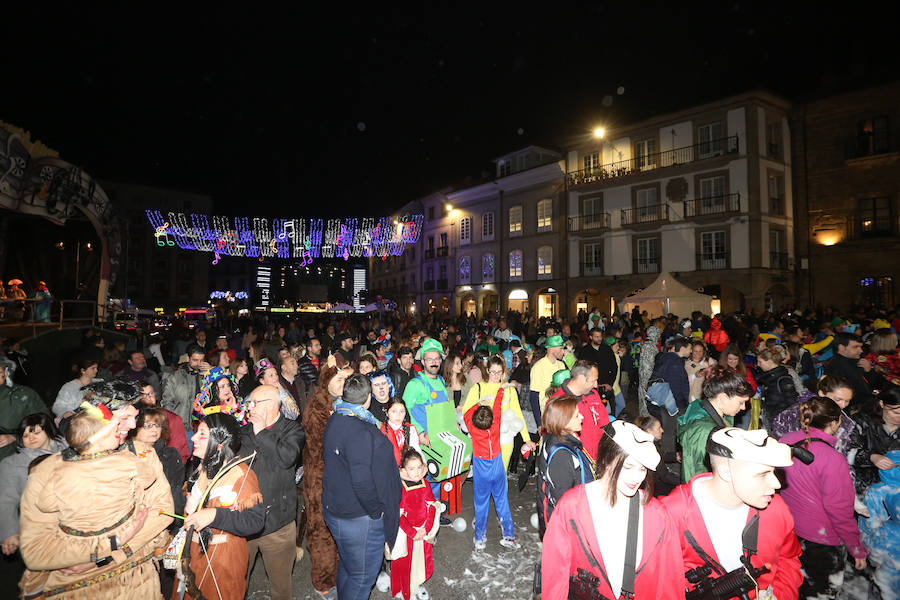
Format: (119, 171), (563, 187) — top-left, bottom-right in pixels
(618, 272), (713, 318)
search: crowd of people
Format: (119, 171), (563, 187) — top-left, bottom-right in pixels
(0, 302), (899, 599)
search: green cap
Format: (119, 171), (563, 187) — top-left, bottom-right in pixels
(420, 338), (444, 357)
(604, 336), (617, 346)
(544, 334), (565, 348)
(551, 369), (571, 387)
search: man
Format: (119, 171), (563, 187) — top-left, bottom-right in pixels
(334, 332), (356, 365)
(321, 323), (337, 353)
(650, 337), (692, 413)
(161, 344), (210, 446)
(662, 428), (802, 600)
(194, 329), (210, 352)
(492, 318), (512, 342)
(825, 331), (885, 411)
(118, 350), (161, 399)
(678, 367), (754, 482)
(389, 346), (415, 398)
(207, 334), (236, 363)
(549, 360), (610, 461)
(241, 385), (305, 600)
(0, 358), (48, 461)
(402, 339), (449, 448)
(137, 381), (189, 462)
(323, 375), (401, 600)
(297, 337), (322, 387)
(278, 355), (306, 414)
(528, 335), (566, 427)
(638, 325), (663, 413)
(574, 327), (618, 390)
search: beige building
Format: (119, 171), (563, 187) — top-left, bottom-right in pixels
(368, 200), (423, 315)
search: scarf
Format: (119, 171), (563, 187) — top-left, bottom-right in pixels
(332, 399), (379, 426)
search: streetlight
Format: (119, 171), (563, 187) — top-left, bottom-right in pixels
(593, 127), (605, 138)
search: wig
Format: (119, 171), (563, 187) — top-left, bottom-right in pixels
(368, 369), (396, 399)
(81, 379), (141, 411)
(197, 412), (242, 480)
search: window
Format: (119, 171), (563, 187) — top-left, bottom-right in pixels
(769, 228), (786, 269)
(458, 256), (471, 284)
(537, 246), (552, 278)
(499, 160), (511, 178)
(509, 250), (523, 279)
(700, 231), (727, 270)
(583, 243), (602, 274)
(482, 253), (495, 283)
(636, 237), (660, 274)
(537, 198), (552, 231)
(509, 206), (523, 235)
(426, 236), (434, 250)
(857, 117), (890, 156)
(768, 174), (784, 215)
(583, 152), (600, 171)
(698, 121), (725, 158)
(426, 266), (433, 281)
(766, 121), (782, 158)
(859, 197), (892, 237)
(634, 138), (657, 169)
(439, 232), (448, 248)
(460, 217), (471, 245)
(699, 176), (726, 213)
(439, 264), (447, 280)
(860, 276), (894, 308)
(482, 212), (494, 241)
(583, 196), (603, 228)
(428, 206), (435, 220)
(635, 187), (659, 222)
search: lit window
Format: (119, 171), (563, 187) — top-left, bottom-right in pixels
(482, 212), (494, 241)
(458, 256), (471, 285)
(459, 217), (471, 245)
(509, 206), (523, 235)
(537, 246), (552, 278)
(537, 199), (552, 231)
(509, 250), (522, 279)
(482, 253), (494, 283)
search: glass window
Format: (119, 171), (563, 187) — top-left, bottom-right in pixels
(636, 238), (660, 274)
(860, 276), (894, 308)
(768, 174), (784, 215)
(699, 176), (726, 214)
(499, 160), (511, 177)
(700, 231), (727, 269)
(509, 206), (523, 235)
(509, 250), (522, 279)
(439, 232), (448, 247)
(459, 217), (471, 245)
(635, 188), (659, 222)
(439, 264), (447, 280)
(482, 212), (494, 241)
(858, 117), (890, 156)
(698, 122), (725, 158)
(583, 152), (600, 171)
(859, 197), (892, 236)
(537, 199), (552, 231)
(458, 256), (471, 284)
(537, 246), (552, 277)
(482, 253), (495, 283)
(583, 243), (602, 274)
(634, 138), (657, 169)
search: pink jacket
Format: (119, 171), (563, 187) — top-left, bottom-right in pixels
(778, 429), (867, 558)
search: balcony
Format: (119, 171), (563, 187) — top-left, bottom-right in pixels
(621, 204), (669, 227)
(684, 192), (741, 218)
(437, 279), (449, 290)
(437, 246), (449, 257)
(424, 248), (435, 259)
(696, 252), (730, 270)
(770, 252), (788, 269)
(424, 280), (435, 291)
(568, 213), (611, 232)
(633, 257), (660, 274)
(567, 135), (739, 188)
(580, 262), (603, 277)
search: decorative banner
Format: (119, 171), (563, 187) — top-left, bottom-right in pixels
(146, 210), (423, 262)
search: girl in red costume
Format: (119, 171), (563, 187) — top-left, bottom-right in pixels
(380, 397), (422, 466)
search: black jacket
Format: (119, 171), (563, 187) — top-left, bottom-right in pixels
(849, 412), (900, 495)
(756, 365), (799, 417)
(388, 362), (414, 399)
(239, 416), (306, 536)
(825, 354), (884, 411)
(536, 433), (594, 539)
(297, 356), (320, 387)
(574, 343), (618, 387)
(127, 439), (185, 529)
(322, 412), (402, 548)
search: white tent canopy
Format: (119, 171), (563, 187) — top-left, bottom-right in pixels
(618, 271), (713, 318)
(327, 303), (356, 312)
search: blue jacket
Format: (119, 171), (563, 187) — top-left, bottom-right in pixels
(322, 411), (402, 547)
(651, 352), (690, 410)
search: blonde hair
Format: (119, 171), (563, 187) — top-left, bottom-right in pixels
(870, 329), (899, 355)
(66, 413), (115, 454)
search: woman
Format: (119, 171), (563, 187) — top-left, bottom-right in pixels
(358, 352), (378, 375)
(367, 369), (395, 424)
(541, 420), (684, 599)
(865, 328), (900, 386)
(755, 347), (799, 432)
(254, 359), (300, 420)
(192, 367), (248, 425)
(247, 340), (266, 369)
(211, 348), (231, 369)
(771, 374), (856, 454)
(441, 352), (467, 408)
(721, 344), (757, 391)
(176, 413), (265, 600)
(301, 364), (349, 599)
(127, 407), (185, 521)
(51, 358), (99, 419)
(241, 325), (258, 353)
(0, 414), (66, 595)
(229, 357), (256, 399)
(779, 397), (868, 599)
(849, 385), (900, 497)
(685, 340), (715, 402)
(535, 395), (593, 539)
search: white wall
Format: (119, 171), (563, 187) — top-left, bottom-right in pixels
(661, 227), (696, 272)
(658, 122), (693, 153)
(731, 220), (750, 268)
(606, 232), (631, 275)
(727, 107), (746, 154)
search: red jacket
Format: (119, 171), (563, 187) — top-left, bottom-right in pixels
(661, 475), (802, 600)
(542, 484), (685, 600)
(551, 384), (610, 461)
(703, 318), (730, 352)
(464, 387), (503, 460)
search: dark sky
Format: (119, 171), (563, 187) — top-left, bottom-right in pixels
(4, 4), (896, 217)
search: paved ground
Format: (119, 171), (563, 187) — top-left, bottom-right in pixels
(247, 472), (541, 600)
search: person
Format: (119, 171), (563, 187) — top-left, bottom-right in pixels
(240, 384), (305, 600)
(254, 359), (300, 420)
(297, 337), (323, 387)
(176, 412), (265, 600)
(161, 344), (210, 447)
(858, 450), (900, 600)
(52, 357), (100, 419)
(686, 340), (715, 402)
(389, 346), (416, 398)
(359, 352), (378, 375)
(117, 350), (161, 399)
(771, 374), (856, 454)
(637, 325), (662, 414)
(0, 414), (66, 596)
(825, 331), (884, 411)
(127, 406), (186, 522)
(528, 334), (566, 427)
(678, 365), (753, 482)
(647, 336), (692, 460)
(28, 281), (50, 323)
(278, 354), (307, 415)
(460, 355), (533, 471)
(756, 347), (799, 432)
(389, 447), (440, 600)
(230, 357), (256, 399)
(703, 317), (730, 357)
(441, 352), (467, 408)
(368, 369), (395, 424)
(721, 344), (757, 393)
(6, 280), (26, 321)
(0, 357), (49, 461)
(322, 374), (402, 600)
(380, 396), (422, 466)
(191, 367), (248, 426)
(575, 327), (618, 391)
(18, 388), (174, 599)
(541, 421), (684, 599)
(865, 327), (900, 387)
(333, 332), (356, 365)
(635, 414), (681, 496)
(535, 394), (593, 539)
(778, 397), (868, 598)
(662, 427), (803, 600)
(402, 338), (450, 450)
(302, 364), (348, 599)
(849, 385), (900, 497)
(548, 360), (610, 462)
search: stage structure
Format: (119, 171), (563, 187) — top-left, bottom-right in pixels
(146, 210), (424, 264)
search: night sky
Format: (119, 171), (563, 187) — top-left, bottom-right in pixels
(4, 4), (896, 217)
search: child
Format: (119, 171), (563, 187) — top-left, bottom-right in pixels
(381, 397), (422, 466)
(464, 388), (517, 550)
(389, 448), (440, 600)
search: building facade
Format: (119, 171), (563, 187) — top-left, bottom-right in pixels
(368, 200), (423, 315)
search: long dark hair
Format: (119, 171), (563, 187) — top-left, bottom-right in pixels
(196, 413), (242, 479)
(798, 396), (842, 448)
(209, 376), (239, 405)
(16, 413), (60, 448)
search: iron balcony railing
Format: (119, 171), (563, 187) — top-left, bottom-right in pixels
(696, 252), (730, 270)
(621, 204), (669, 226)
(632, 257), (660, 274)
(684, 192), (741, 218)
(436, 246), (449, 257)
(424, 280), (435, 291)
(580, 262), (603, 276)
(567, 135), (739, 187)
(770, 252), (788, 269)
(424, 248), (435, 259)
(437, 279), (449, 290)
(568, 213), (611, 232)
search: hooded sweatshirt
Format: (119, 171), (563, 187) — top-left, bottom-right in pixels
(703, 318), (730, 352)
(678, 399), (734, 482)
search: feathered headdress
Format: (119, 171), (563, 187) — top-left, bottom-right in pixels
(191, 367), (246, 425)
(80, 379), (141, 411)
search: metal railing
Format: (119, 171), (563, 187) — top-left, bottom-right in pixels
(632, 257), (660, 274)
(424, 248), (435, 259)
(684, 192), (741, 218)
(436, 247), (449, 257)
(579, 262), (603, 276)
(424, 280), (435, 291)
(696, 252), (730, 270)
(621, 204), (669, 226)
(770, 252), (788, 269)
(437, 278), (449, 290)
(568, 213), (611, 231)
(1, 298), (99, 337)
(567, 135), (739, 187)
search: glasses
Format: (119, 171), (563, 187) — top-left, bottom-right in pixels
(141, 423), (162, 430)
(488, 370), (504, 375)
(247, 398), (272, 407)
(139, 391), (155, 397)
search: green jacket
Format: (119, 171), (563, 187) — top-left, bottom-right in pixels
(677, 399), (733, 483)
(0, 384), (49, 461)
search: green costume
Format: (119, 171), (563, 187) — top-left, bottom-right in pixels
(677, 399), (733, 483)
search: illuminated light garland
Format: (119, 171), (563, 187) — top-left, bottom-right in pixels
(146, 210), (422, 262)
(209, 291), (249, 301)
